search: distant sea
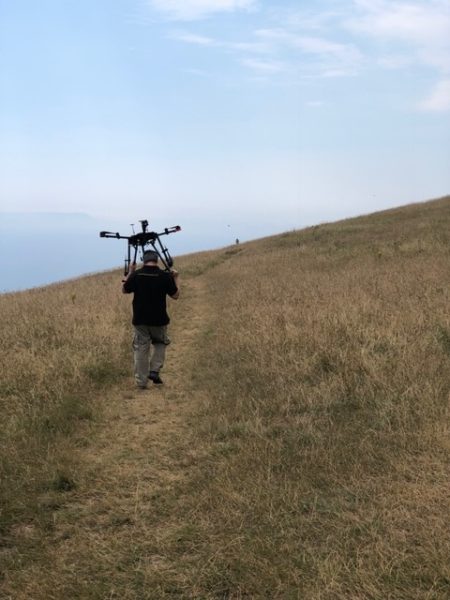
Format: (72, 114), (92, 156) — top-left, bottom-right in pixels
(0, 213), (126, 293)
(0, 212), (226, 293)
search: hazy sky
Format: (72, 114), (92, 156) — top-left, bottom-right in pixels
(1, 0), (450, 248)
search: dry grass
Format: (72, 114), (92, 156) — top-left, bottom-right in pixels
(1, 197), (450, 598)
(183, 197), (450, 598)
(0, 271), (130, 532)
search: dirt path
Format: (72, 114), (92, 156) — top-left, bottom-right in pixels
(7, 275), (211, 599)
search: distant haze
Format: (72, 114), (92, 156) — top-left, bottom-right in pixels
(0, 1), (449, 252)
(0, 212), (246, 293)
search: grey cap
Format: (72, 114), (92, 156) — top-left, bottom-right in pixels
(143, 250), (159, 263)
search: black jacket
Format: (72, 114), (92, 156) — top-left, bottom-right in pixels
(123, 266), (178, 325)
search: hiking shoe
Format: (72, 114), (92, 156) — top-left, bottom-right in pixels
(148, 371), (163, 384)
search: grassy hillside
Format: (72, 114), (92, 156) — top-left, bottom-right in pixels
(1, 196), (449, 598)
(0, 272), (130, 530)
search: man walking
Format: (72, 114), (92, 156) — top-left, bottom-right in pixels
(122, 249), (179, 389)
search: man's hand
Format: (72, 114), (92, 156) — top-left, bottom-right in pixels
(170, 269), (179, 280)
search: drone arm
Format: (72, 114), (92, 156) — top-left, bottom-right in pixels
(100, 231), (129, 240)
(100, 222), (181, 274)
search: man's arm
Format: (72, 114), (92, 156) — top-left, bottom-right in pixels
(169, 269), (180, 299)
(122, 263), (137, 294)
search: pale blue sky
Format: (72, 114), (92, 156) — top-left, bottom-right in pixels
(1, 0), (450, 280)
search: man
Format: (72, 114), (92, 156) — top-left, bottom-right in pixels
(122, 249), (179, 390)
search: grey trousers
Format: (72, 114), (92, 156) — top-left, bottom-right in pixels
(133, 325), (170, 388)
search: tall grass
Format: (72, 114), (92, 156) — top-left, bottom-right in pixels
(0, 271), (129, 532)
(175, 197), (450, 598)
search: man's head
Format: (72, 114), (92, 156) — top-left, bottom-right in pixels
(143, 250), (159, 264)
